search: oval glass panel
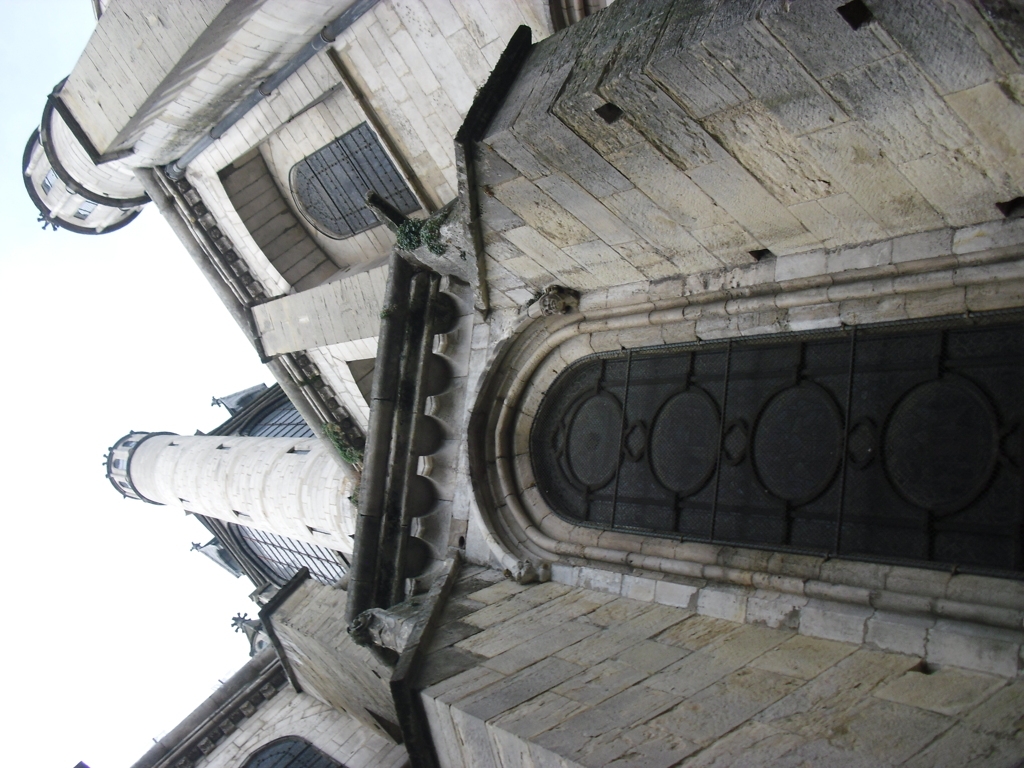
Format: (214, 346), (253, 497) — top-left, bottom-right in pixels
(650, 390), (719, 494)
(754, 385), (842, 503)
(566, 394), (621, 488)
(884, 378), (997, 512)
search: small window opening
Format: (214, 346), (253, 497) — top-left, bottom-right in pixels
(112, 459), (124, 469)
(168, 442), (179, 447)
(749, 248), (773, 260)
(216, 444), (231, 450)
(996, 197), (1024, 218)
(234, 510), (252, 520)
(74, 200), (97, 220)
(288, 447), (311, 454)
(836, 0), (874, 30)
(179, 498), (191, 505)
(41, 169), (57, 195)
(123, 440), (137, 448)
(118, 480), (131, 490)
(594, 103), (624, 124)
(307, 526), (331, 536)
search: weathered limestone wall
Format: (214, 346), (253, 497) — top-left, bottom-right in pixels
(219, 151), (339, 291)
(419, 566), (1024, 767)
(64, 0), (350, 163)
(251, 263), (390, 431)
(331, 0), (551, 206)
(169, 0), (559, 372)
(62, 0), (233, 154)
(253, 263), (389, 357)
(477, 0), (1024, 307)
(129, 434), (355, 553)
(459, 220), (1024, 682)
(191, 684), (407, 768)
(185, 0), (555, 286)
(268, 579), (403, 745)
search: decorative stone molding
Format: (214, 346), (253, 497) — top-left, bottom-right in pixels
(173, 175), (267, 303)
(469, 230), (1024, 675)
(152, 663), (287, 768)
(536, 285), (580, 316)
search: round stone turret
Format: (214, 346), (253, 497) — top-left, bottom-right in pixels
(104, 431), (356, 555)
(22, 79), (149, 235)
(106, 431), (167, 502)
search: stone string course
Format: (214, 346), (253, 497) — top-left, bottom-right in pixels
(420, 566), (1024, 768)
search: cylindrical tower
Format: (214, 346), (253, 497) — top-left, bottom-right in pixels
(22, 79), (149, 236)
(106, 431), (355, 556)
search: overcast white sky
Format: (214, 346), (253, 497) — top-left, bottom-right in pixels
(1, 3), (277, 766)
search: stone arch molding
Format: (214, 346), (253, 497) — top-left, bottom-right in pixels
(467, 265), (1024, 667)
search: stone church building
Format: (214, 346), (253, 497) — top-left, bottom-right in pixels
(29, 0), (1024, 765)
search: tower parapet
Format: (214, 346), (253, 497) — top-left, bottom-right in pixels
(105, 431), (170, 502)
(22, 80), (149, 235)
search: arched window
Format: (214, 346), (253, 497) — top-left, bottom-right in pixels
(291, 122), (418, 239)
(243, 737), (344, 768)
(531, 317), (1024, 575)
(229, 524), (347, 586)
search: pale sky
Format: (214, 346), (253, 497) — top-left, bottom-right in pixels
(0, 2), (277, 766)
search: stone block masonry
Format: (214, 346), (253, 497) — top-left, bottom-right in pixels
(419, 567), (1024, 768)
(184, 685), (407, 768)
(476, 0), (1024, 308)
(127, 433), (356, 555)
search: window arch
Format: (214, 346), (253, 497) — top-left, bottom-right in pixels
(243, 737), (344, 768)
(290, 123), (418, 239)
(530, 317), (1024, 575)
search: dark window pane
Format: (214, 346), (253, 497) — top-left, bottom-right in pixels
(243, 738), (346, 768)
(531, 316), (1024, 576)
(291, 122), (419, 239)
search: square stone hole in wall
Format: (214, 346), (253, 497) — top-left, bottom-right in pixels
(996, 197), (1024, 219)
(836, 0), (874, 29)
(594, 103), (624, 124)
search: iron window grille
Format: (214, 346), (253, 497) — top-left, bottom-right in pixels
(531, 313), (1024, 577)
(242, 402), (316, 439)
(229, 524), (347, 586)
(290, 122), (419, 239)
